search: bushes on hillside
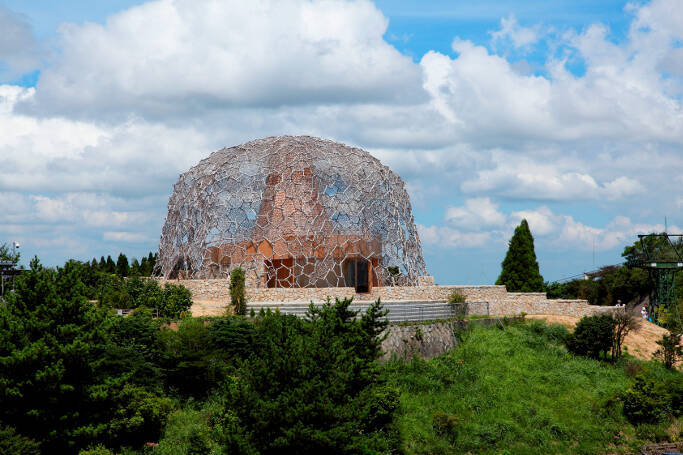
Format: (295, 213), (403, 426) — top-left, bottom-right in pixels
(566, 314), (616, 360)
(565, 312), (639, 361)
(622, 373), (683, 424)
(653, 329), (682, 369)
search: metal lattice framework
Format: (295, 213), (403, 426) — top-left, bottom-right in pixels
(158, 136), (426, 289)
(632, 233), (683, 325)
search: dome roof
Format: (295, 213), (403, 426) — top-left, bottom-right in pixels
(158, 136), (426, 287)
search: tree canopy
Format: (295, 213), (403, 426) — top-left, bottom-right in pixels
(496, 219), (544, 292)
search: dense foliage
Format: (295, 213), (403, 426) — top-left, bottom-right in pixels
(0, 260), (172, 453)
(0, 252), (399, 454)
(496, 219), (544, 292)
(1, 245), (681, 454)
(385, 321), (682, 454)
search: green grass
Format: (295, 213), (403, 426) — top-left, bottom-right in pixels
(383, 320), (674, 455)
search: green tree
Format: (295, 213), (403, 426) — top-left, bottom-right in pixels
(130, 258), (141, 276)
(653, 329), (682, 369)
(496, 219), (544, 292)
(0, 425), (40, 455)
(230, 267), (247, 315)
(160, 282), (193, 318)
(0, 242), (20, 263)
(566, 314), (616, 360)
(106, 255), (116, 273)
(218, 298), (400, 454)
(0, 259), (170, 452)
(116, 253), (130, 277)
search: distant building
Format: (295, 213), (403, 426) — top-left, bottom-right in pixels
(158, 136), (426, 292)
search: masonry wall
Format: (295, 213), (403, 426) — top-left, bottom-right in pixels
(157, 278), (617, 318)
(380, 322), (457, 361)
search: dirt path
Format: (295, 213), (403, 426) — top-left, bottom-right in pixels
(526, 314), (671, 362)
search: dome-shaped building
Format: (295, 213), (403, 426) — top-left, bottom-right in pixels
(158, 136), (426, 291)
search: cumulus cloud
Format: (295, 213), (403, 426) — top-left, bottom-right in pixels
(418, 224), (492, 248)
(22, 0), (422, 117)
(460, 150), (645, 201)
(422, 200), (680, 255)
(490, 14), (541, 50)
(0, 0), (681, 275)
(0, 7), (42, 79)
(420, 20), (683, 144)
(445, 197), (506, 229)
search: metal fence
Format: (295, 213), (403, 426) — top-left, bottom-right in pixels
(246, 301), (490, 323)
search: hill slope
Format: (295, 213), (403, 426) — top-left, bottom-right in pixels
(384, 321), (681, 455)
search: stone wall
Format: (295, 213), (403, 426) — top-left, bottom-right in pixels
(157, 278), (618, 318)
(380, 321), (457, 361)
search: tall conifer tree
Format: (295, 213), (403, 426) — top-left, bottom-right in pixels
(496, 219), (544, 292)
(116, 253), (130, 277)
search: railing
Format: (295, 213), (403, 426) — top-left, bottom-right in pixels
(246, 301), (490, 323)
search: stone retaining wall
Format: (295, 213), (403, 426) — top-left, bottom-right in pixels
(380, 321), (457, 361)
(157, 278), (618, 318)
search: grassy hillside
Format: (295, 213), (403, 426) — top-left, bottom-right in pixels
(384, 321), (680, 455)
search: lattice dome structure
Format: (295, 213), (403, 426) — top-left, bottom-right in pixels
(158, 136), (426, 290)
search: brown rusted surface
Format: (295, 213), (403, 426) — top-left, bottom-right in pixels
(158, 136), (426, 288)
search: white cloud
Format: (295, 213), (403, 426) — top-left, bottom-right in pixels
(418, 224), (491, 248)
(103, 231), (151, 243)
(490, 14), (540, 50)
(445, 197), (506, 229)
(459, 150), (645, 201)
(419, 25), (683, 144)
(0, 7), (42, 78)
(0, 0), (681, 274)
(22, 0), (422, 117)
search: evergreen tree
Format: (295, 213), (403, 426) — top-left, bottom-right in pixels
(130, 258), (141, 276)
(496, 219), (544, 292)
(140, 256), (150, 276)
(99, 256), (106, 270)
(149, 252), (157, 275)
(116, 253), (130, 277)
(0, 259), (171, 452)
(106, 255), (116, 274)
(91, 258), (99, 271)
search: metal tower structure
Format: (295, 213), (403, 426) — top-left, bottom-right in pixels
(631, 233), (683, 326)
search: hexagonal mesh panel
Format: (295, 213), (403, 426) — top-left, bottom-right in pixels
(158, 136), (426, 289)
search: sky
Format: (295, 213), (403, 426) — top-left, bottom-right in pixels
(0, 0), (681, 284)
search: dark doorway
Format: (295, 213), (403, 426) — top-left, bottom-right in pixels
(344, 258), (370, 293)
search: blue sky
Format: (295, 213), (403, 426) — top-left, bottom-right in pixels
(0, 0), (681, 284)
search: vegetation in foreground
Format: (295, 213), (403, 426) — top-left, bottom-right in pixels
(385, 321), (682, 455)
(1, 245), (681, 454)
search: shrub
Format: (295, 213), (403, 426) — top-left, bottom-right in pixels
(566, 314), (616, 360)
(160, 283), (193, 319)
(653, 329), (682, 369)
(0, 425), (40, 455)
(229, 268), (247, 315)
(622, 376), (671, 424)
(448, 289), (467, 304)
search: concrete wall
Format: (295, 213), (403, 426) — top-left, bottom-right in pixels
(157, 278), (618, 318)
